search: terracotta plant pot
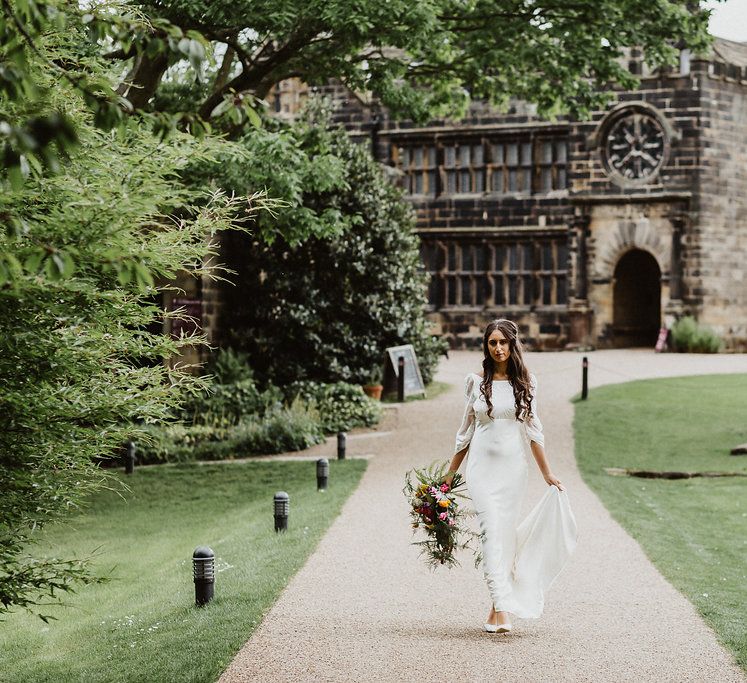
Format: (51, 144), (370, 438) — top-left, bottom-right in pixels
(362, 384), (383, 400)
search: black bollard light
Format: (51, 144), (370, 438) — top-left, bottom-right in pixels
(274, 491), (289, 532)
(397, 355), (405, 402)
(581, 356), (589, 400)
(316, 458), (329, 492)
(337, 431), (346, 460)
(192, 546), (215, 607)
(124, 440), (136, 475)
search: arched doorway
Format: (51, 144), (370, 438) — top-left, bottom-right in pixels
(612, 249), (661, 347)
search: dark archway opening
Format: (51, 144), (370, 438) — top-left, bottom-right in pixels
(613, 249), (661, 347)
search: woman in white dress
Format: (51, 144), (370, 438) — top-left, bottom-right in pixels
(445, 318), (577, 634)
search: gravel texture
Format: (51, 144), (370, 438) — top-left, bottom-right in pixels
(219, 350), (747, 683)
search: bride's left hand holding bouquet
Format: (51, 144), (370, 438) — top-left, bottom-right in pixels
(403, 462), (481, 569)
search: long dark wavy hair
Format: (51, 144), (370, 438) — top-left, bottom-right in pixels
(480, 319), (533, 421)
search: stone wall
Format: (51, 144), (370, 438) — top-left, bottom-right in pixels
(205, 43), (747, 352)
(694, 58), (747, 349)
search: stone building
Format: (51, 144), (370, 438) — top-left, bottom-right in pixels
(302, 38), (747, 351)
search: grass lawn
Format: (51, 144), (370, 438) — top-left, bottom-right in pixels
(574, 374), (747, 673)
(1, 459), (367, 683)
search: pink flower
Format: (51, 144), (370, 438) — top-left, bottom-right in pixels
(428, 486), (438, 495)
(448, 518), (455, 526)
(440, 483), (450, 493)
(438, 512), (448, 521)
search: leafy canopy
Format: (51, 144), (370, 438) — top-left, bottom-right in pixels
(135, 0), (713, 123)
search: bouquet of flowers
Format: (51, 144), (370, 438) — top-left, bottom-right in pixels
(403, 461), (482, 569)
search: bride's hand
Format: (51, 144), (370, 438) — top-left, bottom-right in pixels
(544, 472), (564, 491)
(443, 470), (455, 487)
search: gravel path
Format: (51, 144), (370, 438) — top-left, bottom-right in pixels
(220, 350), (747, 682)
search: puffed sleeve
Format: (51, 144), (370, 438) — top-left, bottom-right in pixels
(524, 373), (545, 448)
(454, 374), (477, 455)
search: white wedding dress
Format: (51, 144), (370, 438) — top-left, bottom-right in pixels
(455, 372), (578, 619)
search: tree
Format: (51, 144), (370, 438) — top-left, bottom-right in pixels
(0, 0), (222, 182)
(124, 0), (712, 124)
(200, 105), (447, 386)
(0, 1), (270, 615)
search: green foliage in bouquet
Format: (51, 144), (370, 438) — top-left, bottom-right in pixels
(403, 462), (482, 570)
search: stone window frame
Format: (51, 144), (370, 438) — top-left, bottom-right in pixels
(420, 238), (570, 310)
(392, 142), (438, 197)
(536, 240), (569, 307)
(536, 138), (568, 193)
(393, 135), (569, 198)
(488, 139), (533, 195)
(442, 141), (486, 194)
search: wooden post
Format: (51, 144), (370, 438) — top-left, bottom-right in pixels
(397, 355), (405, 402)
(581, 356), (589, 400)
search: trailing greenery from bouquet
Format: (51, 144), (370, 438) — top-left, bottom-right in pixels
(403, 462), (482, 570)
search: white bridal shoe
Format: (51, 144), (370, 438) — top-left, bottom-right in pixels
(484, 621), (512, 633)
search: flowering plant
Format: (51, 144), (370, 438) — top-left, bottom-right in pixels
(403, 461), (482, 569)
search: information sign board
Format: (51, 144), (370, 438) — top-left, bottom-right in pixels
(385, 344), (426, 396)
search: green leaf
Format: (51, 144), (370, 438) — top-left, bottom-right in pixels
(7, 164), (24, 191)
(58, 251), (75, 277)
(134, 261), (154, 289)
(177, 37), (191, 56)
(43, 254), (61, 280)
(245, 106), (261, 129)
(23, 248), (45, 273)
(3, 252), (23, 278)
(116, 263), (132, 286)
(209, 98), (231, 118)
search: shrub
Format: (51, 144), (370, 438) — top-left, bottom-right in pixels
(670, 316), (723, 353)
(216, 104), (445, 387)
(205, 348), (255, 384)
(136, 398), (325, 463)
(0, 86), (252, 612)
(284, 381), (382, 433)
(135, 423), (232, 464)
(231, 399), (326, 455)
(179, 379), (284, 426)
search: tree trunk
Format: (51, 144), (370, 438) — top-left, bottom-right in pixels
(213, 45), (236, 93)
(118, 53), (170, 110)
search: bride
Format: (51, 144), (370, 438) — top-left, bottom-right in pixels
(445, 318), (577, 633)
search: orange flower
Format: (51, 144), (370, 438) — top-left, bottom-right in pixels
(438, 499), (450, 508)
